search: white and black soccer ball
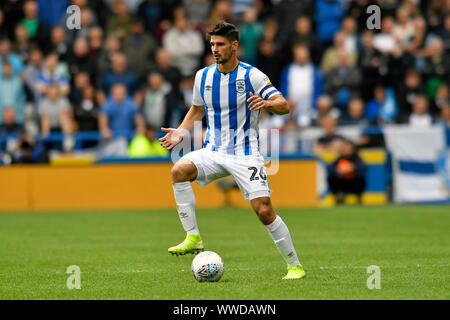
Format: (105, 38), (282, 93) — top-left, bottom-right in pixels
(191, 251), (224, 282)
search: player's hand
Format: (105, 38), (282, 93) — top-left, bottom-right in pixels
(247, 92), (268, 111)
(159, 128), (184, 150)
(101, 128), (113, 139)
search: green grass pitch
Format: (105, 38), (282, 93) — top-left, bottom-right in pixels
(0, 205), (448, 300)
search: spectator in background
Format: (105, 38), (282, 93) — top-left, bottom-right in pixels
(423, 37), (449, 104)
(179, 75), (195, 121)
(163, 7), (204, 77)
(0, 107), (24, 164)
(324, 48), (361, 110)
(39, 83), (74, 151)
(137, 0), (180, 36)
(231, 0), (254, 23)
(239, 8), (264, 64)
(117, 0), (146, 15)
(437, 104), (450, 127)
(314, 116), (344, 153)
(142, 72), (176, 130)
(273, 0), (313, 49)
(107, 0), (135, 41)
(11, 24), (37, 63)
(45, 26), (69, 61)
(294, 16), (322, 66)
(393, 6), (414, 47)
(98, 83), (145, 157)
(346, 0), (372, 32)
(183, 0), (212, 27)
(407, 95), (434, 128)
(67, 37), (98, 84)
(20, 0), (48, 49)
(73, 84), (99, 132)
(260, 17), (278, 43)
(327, 139), (366, 204)
(123, 19), (159, 81)
(36, 53), (70, 101)
(404, 15), (428, 61)
(340, 97), (368, 126)
(358, 30), (382, 101)
(0, 38), (25, 77)
(207, 0), (234, 32)
(99, 52), (140, 103)
(434, 83), (449, 111)
(373, 16), (398, 55)
(365, 85), (398, 124)
(87, 26), (104, 63)
(99, 83), (145, 139)
(340, 16), (358, 55)
(127, 126), (169, 158)
(69, 71), (91, 106)
(281, 15), (322, 67)
(314, 0), (345, 48)
(310, 95), (341, 127)
(1, 2), (31, 39)
(39, 83), (72, 137)
(424, 0), (445, 34)
(23, 47), (44, 103)
(0, 107), (23, 143)
(153, 48), (183, 104)
(321, 30), (358, 73)
(10, 133), (49, 164)
(256, 37), (280, 88)
(280, 42), (324, 127)
(396, 69), (425, 118)
(0, 62), (26, 125)
(97, 35), (122, 78)
(376, 16), (409, 87)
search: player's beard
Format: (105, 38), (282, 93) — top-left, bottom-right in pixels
(216, 49), (233, 65)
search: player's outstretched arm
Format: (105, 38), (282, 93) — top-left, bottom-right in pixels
(247, 92), (290, 115)
(159, 105), (205, 150)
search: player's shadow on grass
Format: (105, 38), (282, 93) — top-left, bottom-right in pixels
(195, 279), (231, 284)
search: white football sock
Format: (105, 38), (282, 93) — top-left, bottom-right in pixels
(172, 182), (200, 235)
(265, 215), (301, 267)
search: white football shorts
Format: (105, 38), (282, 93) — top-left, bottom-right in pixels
(181, 148), (272, 201)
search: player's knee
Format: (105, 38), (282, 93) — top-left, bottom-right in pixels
(254, 202), (275, 224)
(171, 163), (196, 183)
(171, 165), (188, 183)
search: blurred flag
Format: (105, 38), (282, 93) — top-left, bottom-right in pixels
(384, 125), (449, 203)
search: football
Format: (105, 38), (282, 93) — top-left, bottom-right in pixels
(191, 251), (224, 282)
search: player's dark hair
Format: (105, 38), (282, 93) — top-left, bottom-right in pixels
(208, 21), (240, 43)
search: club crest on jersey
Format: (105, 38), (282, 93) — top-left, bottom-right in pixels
(236, 79), (245, 93)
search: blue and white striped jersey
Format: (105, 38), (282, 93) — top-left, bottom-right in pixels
(192, 62), (282, 156)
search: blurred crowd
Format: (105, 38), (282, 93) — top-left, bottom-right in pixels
(0, 0), (449, 163)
